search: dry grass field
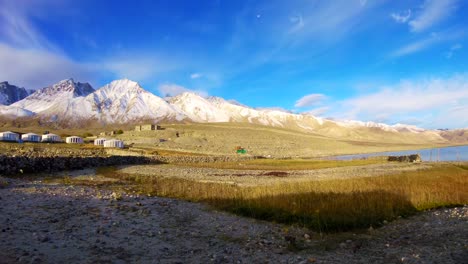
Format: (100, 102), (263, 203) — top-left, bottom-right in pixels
(2, 122), (467, 232)
(114, 123), (458, 157)
(2, 122), (465, 158)
(48, 160), (468, 232)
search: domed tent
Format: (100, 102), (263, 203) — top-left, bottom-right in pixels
(21, 133), (41, 142)
(41, 133), (61, 143)
(66, 136), (84, 144)
(0, 131), (19, 142)
(94, 138), (107, 146)
(103, 139), (124, 148)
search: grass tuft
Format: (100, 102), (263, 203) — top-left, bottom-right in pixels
(83, 162), (468, 232)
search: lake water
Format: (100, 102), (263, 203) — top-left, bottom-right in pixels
(333, 145), (468, 162)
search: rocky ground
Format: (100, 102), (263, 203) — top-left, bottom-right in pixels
(0, 173), (466, 264)
(118, 162), (432, 186)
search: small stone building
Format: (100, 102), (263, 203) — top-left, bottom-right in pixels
(41, 133), (61, 143)
(135, 124), (160, 131)
(21, 133), (41, 142)
(65, 136), (84, 144)
(103, 139), (124, 148)
(0, 131), (19, 142)
(94, 138), (107, 146)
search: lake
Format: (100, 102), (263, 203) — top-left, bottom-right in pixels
(333, 145), (468, 162)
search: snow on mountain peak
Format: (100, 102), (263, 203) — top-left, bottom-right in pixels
(99, 79), (146, 95)
(28, 78), (94, 98)
(336, 120), (426, 133)
(169, 92), (230, 122)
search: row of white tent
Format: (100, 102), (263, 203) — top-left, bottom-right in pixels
(0, 131), (124, 148)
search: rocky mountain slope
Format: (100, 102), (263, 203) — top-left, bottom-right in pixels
(0, 81), (30, 105)
(11, 78), (94, 114)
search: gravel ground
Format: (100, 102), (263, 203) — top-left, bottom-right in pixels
(118, 163), (432, 186)
(0, 174), (467, 264)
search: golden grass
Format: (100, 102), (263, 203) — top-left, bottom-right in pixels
(93, 162), (468, 231)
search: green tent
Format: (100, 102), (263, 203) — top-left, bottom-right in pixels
(236, 148), (247, 154)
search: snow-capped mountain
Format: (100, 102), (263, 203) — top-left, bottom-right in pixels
(11, 78), (94, 113)
(83, 79), (185, 123)
(168, 92), (327, 130)
(0, 81), (30, 105)
(0, 105), (34, 117)
(337, 120), (426, 133)
(169, 93), (230, 122)
(2, 78), (448, 143)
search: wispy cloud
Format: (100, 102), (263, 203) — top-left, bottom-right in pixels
(445, 43), (462, 58)
(390, 29), (463, 58)
(329, 73), (468, 128)
(306, 106), (329, 117)
(102, 52), (182, 81)
(295, 94), (326, 108)
(390, 34), (439, 57)
(0, 1), (186, 89)
(158, 83), (208, 97)
(0, 4), (45, 49)
(390, 10), (411, 23)
(190, 73), (202, 79)
(289, 14), (304, 33)
(0, 1), (96, 88)
(409, 0), (458, 32)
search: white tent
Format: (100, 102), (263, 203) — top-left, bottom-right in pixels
(0, 131), (19, 142)
(66, 136), (84, 144)
(103, 139), (124, 148)
(21, 133), (41, 142)
(41, 133), (61, 143)
(94, 138), (107, 146)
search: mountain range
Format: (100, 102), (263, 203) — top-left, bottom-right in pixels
(0, 78), (464, 143)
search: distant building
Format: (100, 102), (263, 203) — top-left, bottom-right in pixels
(103, 139), (124, 149)
(0, 131), (20, 142)
(94, 138), (106, 146)
(100, 131), (118, 136)
(41, 133), (61, 143)
(135, 124), (160, 131)
(65, 136), (84, 144)
(21, 133), (41, 142)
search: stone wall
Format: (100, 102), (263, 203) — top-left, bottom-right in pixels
(0, 144), (257, 176)
(0, 154), (158, 176)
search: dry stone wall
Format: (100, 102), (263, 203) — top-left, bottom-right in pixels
(0, 144), (256, 175)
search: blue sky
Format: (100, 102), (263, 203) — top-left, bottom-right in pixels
(0, 0), (467, 129)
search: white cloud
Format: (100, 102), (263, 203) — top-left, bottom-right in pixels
(0, 1), (99, 89)
(408, 0), (458, 32)
(0, 1), (185, 89)
(0, 43), (96, 89)
(190, 73), (202, 79)
(158, 83), (208, 97)
(390, 10), (411, 23)
(331, 74), (468, 129)
(295, 94), (326, 108)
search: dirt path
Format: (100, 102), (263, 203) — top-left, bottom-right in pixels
(0, 176), (466, 263)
